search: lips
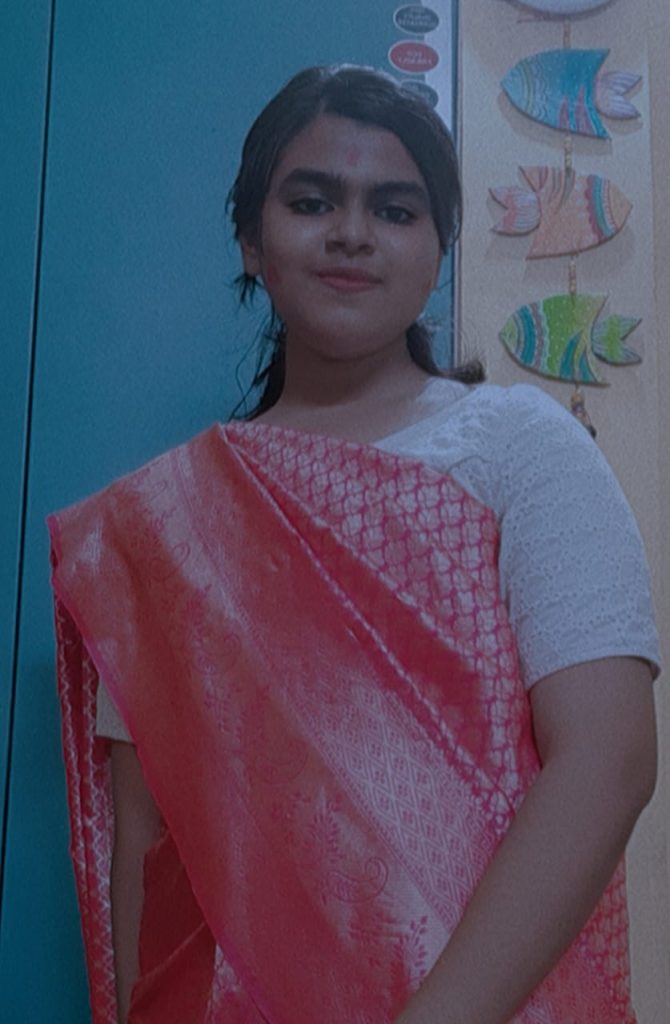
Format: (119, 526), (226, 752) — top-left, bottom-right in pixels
(315, 267), (381, 292)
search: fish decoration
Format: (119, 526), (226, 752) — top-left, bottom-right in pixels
(491, 166), (632, 258)
(499, 293), (641, 384)
(501, 49), (641, 139)
(505, 0), (614, 15)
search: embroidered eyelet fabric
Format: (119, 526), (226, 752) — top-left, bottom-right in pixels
(375, 381), (660, 687)
(49, 410), (649, 1023)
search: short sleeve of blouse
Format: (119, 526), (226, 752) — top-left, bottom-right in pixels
(475, 385), (660, 688)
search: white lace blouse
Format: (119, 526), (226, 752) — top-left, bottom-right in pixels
(376, 379), (660, 687)
(96, 379), (660, 740)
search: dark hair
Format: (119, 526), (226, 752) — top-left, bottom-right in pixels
(228, 64), (483, 416)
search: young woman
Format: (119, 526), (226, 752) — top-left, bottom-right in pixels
(49, 66), (660, 1024)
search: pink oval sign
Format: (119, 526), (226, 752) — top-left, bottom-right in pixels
(388, 41), (439, 75)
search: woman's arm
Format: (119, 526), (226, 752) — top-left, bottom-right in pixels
(394, 656), (657, 1024)
(110, 740), (162, 1024)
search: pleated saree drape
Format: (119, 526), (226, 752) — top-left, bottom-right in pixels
(49, 422), (636, 1023)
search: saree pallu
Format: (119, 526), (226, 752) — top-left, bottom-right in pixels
(49, 422), (636, 1024)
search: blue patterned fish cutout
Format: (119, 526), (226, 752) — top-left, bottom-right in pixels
(502, 49), (641, 139)
(499, 293), (641, 384)
(506, 0), (614, 14)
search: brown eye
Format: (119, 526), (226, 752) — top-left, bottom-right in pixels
(376, 204), (416, 225)
(290, 197), (332, 215)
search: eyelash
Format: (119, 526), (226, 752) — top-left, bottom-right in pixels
(288, 198), (417, 224)
(377, 205), (416, 225)
(290, 197), (332, 215)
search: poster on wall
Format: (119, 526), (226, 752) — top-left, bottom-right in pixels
(388, 1), (458, 135)
(387, 1), (459, 364)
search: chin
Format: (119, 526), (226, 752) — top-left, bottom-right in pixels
(296, 321), (410, 362)
(313, 338), (400, 363)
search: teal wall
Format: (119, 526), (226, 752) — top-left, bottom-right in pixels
(0, 2), (457, 1019)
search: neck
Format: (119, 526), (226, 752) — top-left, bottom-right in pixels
(255, 333), (436, 443)
(276, 334), (425, 411)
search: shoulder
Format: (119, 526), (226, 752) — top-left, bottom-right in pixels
(419, 379), (594, 459)
(405, 381), (605, 515)
(450, 384), (636, 540)
(451, 383), (611, 507)
(48, 427), (215, 543)
(457, 381), (594, 448)
(466, 389), (661, 686)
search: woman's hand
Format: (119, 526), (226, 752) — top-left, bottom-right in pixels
(393, 656), (657, 1024)
(110, 740), (162, 1024)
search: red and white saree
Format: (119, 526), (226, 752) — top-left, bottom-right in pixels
(49, 422), (637, 1023)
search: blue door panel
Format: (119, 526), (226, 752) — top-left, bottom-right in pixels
(1, 2), (456, 1019)
(0, 0), (52, 960)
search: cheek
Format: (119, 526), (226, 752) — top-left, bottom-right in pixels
(344, 145), (362, 167)
(264, 262), (280, 288)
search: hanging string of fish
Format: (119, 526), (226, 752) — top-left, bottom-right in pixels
(502, 1), (617, 18)
(495, 0), (642, 437)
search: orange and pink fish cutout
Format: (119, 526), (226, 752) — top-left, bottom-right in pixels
(491, 166), (632, 258)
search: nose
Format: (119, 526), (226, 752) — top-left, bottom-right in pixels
(326, 201), (375, 254)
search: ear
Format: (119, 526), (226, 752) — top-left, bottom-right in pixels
(240, 234), (262, 277)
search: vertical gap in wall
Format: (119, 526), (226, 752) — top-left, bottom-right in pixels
(452, 0), (462, 367)
(451, 0), (460, 149)
(0, 0), (58, 924)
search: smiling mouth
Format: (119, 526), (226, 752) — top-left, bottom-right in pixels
(315, 269), (381, 292)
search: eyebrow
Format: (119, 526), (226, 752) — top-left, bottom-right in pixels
(276, 168), (430, 208)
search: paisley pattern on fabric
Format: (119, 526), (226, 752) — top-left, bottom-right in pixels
(49, 424), (638, 1022)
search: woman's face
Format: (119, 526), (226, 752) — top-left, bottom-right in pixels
(241, 114), (442, 364)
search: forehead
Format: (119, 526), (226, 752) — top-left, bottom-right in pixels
(270, 114), (425, 186)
